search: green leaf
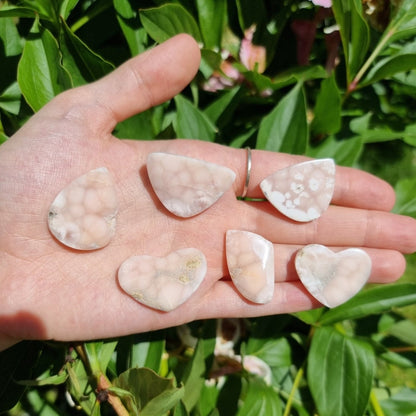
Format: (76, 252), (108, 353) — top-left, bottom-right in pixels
(141, 387), (184, 416)
(380, 388), (416, 416)
(383, 0), (416, 46)
(293, 308), (325, 325)
(126, 337), (164, 373)
(0, 5), (47, 19)
(0, 341), (42, 412)
(199, 320), (217, 362)
(377, 347), (416, 369)
(0, 82), (21, 115)
(17, 370), (67, 386)
(69, 0), (114, 33)
(140, 4), (202, 43)
(236, 0), (266, 32)
(114, 0), (148, 56)
(363, 53), (416, 87)
(113, 111), (155, 140)
(353, 0), (416, 88)
(60, 0), (79, 20)
(307, 136), (363, 167)
(66, 358), (97, 414)
(108, 385), (136, 401)
(332, 0), (370, 83)
(84, 340), (118, 375)
(240, 68), (274, 93)
(237, 65), (326, 94)
(383, 319), (416, 345)
(237, 377), (282, 416)
(403, 123), (416, 147)
(256, 82), (308, 154)
(229, 127), (257, 149)
(196, 382), (220, 416)
(204, 86), (242, 126)
(311, 74), (341, 136)
(361, 129), (402, 144)
(245, 337), (292, 368)
(173, 399), (189, 416)
(0, 15), (23, 56)
(174, 94), (217, 141)
(59, 19), (114, 86)
(308, 326), (375, 416)
(199, 48), (222, 79)
(20, 0), (58, 22)
(17, 18), (72, 111)
(350, 113), (413, 146)
(0, 16), (21, 93)
(273, 65), (327, 90)
(196, 0), (225, 49)
(217, 375), (242, 415)
(181, 340), (206, 412)
(349, 111), (371, 134)
(114, 367), (184, 415)
(25, 389), (62, 416)
(319, 284), (416, 325)
(394, 177), (416, 217)
(348, 112), (403, 144)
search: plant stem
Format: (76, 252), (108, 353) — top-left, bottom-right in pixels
(388, 345), (416, 353)
(348, 29), (394, 93)
(74, 343), (90, 372)
(70, 1), (113, 32)
(98, 374), (130, 416)
(282, 325), (316, 416)
(74, 343), (129, 416)
(282, 364), (304, 416)
(370, 389), (385, 416)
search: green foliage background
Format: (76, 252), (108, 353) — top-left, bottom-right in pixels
(1, 0), (416, 415)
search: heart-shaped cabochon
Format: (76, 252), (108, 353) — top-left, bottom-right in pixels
(118, 248), (207, 312)
(295, 244), (371, 308)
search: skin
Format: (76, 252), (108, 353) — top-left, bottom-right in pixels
(0, 34), (415, 351)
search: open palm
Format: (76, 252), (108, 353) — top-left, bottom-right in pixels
(0, 34), (415, 350)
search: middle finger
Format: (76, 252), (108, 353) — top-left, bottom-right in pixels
(231, 202), (416, 254)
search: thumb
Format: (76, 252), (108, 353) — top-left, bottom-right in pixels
(37, 34), (201, 134)
(88, 33), (201, 127)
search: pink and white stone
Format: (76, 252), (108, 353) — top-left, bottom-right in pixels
(118, 248), (207, 312)
(147, 152), (236, 217)
(260, 159), (335, 222)
(226, 230), (274, 304)
(48, 167), (118, 250)
(295, 244), (372, 308)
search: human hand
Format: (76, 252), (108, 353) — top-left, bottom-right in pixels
(0, 34), (415, 350)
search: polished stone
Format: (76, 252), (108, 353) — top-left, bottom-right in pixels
(260, 159), (335, 222)
(118, 248), (207, 312)
(48, 167), (118, 250)
(147, 152), (236, 217)
(226, 230), (274, 304)
(295, 244), (372, 308)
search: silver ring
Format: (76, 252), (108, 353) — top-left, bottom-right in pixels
(241, 147), (252, 198)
